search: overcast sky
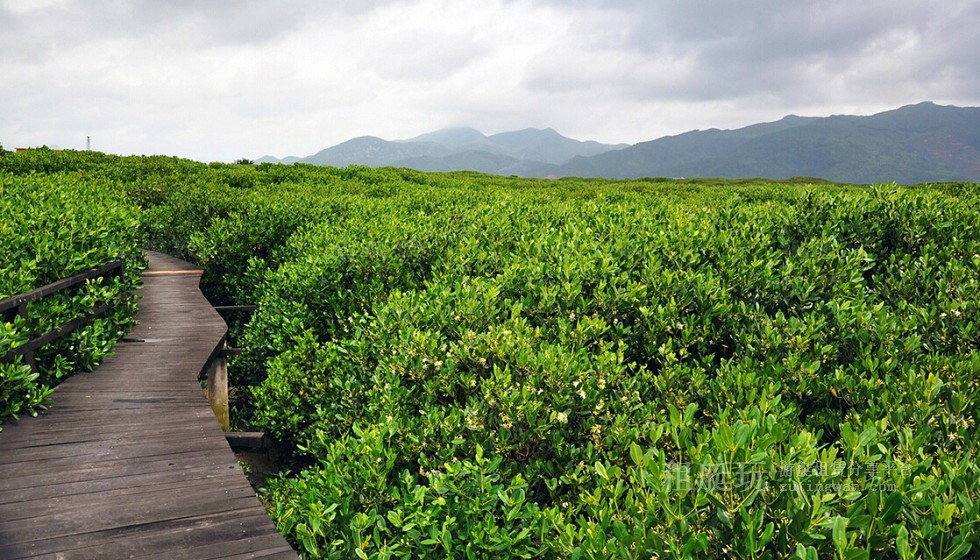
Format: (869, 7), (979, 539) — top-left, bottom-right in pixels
(2, 0), (978, 162)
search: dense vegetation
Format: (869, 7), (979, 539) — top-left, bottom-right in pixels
(1, 148), (978, 558)
(0, 150), (144, 421)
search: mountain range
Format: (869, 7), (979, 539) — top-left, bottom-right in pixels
(256, 102), (980, 183)
(256, 127), (627, 175)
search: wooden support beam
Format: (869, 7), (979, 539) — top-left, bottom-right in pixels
(213, 305), (257, 313)
(206, 342), (230, 432)
(225, 432), (269, 452)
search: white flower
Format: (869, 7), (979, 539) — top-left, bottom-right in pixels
(556, 412), (569, 424)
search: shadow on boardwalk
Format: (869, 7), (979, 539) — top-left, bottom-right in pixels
(0, 252), (297, 559)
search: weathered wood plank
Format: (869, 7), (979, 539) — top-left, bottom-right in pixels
(2, 510), (284, 560)
(0, 449), (231, 493)
(0, 251), (297, 559)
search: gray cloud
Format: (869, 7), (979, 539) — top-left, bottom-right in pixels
(526, 0), (980, 106)
(1, 0), (977, 161)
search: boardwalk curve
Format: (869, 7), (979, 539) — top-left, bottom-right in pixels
(0, 252), (297, 559)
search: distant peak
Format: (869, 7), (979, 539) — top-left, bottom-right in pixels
(895, 101), (939, 110)
(403, 127), (487, 145)
(489, 127), (565, 139)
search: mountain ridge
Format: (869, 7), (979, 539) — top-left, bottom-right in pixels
(256, 127), (628, 169)
(256, 102), (980, 183)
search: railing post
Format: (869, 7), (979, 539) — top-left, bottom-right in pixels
(206, 341), (230, 432)
(16, 302), (35, 371)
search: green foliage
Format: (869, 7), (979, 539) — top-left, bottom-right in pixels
(236, 179), (980, 557)
(0, 318), (51, 418)
(270, 429), (545, 559)
(0, 150), (144, 423)
(3, 147), (979, 557)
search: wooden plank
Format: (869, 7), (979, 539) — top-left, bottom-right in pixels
(0, 251), (297, 559)
(0, 417), (214, 449)
(0, 471), (250, 521)
(0, 492), (265, 545)
(0, 431), (222, 474)
(142, 269), (205, 276)
(2, 510), (284, 560)
(0, 462), (244, 505)
(0, 449), (233, 493)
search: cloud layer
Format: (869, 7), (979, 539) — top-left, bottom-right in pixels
(2, 0), (977, 161)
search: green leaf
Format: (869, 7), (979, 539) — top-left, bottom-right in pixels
(857, 426), (878, 449)
(896, 525), (910, 559)
(684, 402), (699, 422)
(882, 492), (904, 525)
(629, 442), (644, 466)
(760, 522), (775, 547)
(794, 544), (818, 560)
(717, 509), (733, 529)
(944, 541), (972, 560)
(831, 516), (848, 552)
(595, 461), (608, 481)
(715, 420), (734, 451)
(613, 521), (629, 543)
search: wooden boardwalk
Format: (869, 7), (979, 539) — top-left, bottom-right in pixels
(0, 252), (297, 559)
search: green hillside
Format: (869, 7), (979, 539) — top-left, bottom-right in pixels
(553, 103), (980, 183)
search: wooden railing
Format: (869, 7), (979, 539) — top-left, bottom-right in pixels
(0, 260), (124, 370)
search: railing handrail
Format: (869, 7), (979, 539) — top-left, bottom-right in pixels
(1, 259), (125, 369)
(0, 260), (123, 313)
